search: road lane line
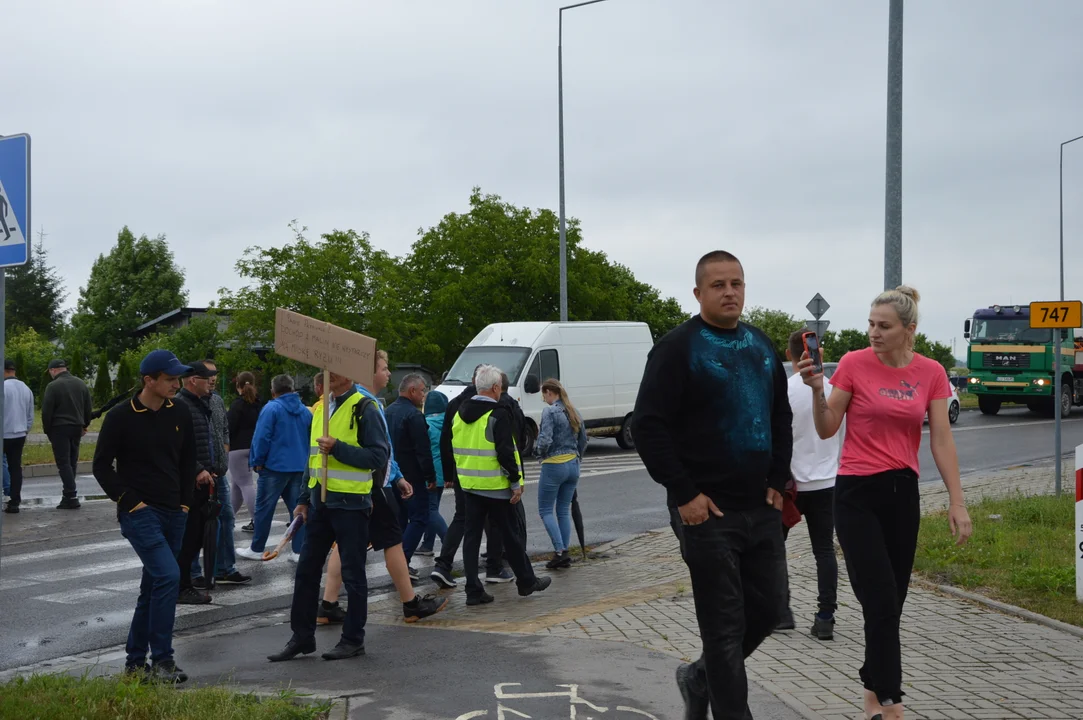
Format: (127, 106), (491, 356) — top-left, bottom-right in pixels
(1, 539), (131, 565)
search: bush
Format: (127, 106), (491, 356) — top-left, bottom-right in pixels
(93, 354), (113, 405)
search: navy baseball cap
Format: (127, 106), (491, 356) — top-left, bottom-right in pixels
(139, 350), (191, 377)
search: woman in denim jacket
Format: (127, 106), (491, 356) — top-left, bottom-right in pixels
(535, 379), (588, 569)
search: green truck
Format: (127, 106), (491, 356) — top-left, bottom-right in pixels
(963, 304), (1080, 417)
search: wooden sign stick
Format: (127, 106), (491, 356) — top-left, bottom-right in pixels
(321, 368), (330, 503)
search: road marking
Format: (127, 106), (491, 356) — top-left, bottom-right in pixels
(926, 417), (1083, 435)
(1, 539), (131, 565)
(0, 578), (39, 591)
(30, 588), (117, 604)
(22, 557), (144, 583)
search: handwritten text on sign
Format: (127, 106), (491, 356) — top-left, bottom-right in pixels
(274, 308), (377, 388)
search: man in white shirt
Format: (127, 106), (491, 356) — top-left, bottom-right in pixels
(4, 359), (36, 513)
(781, 330), (841, 641)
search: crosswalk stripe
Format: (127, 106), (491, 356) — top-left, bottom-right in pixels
(24, 557), (144, 583)
(1, 539), (131, 566)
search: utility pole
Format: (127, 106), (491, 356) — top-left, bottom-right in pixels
(884, 0), (904, 291)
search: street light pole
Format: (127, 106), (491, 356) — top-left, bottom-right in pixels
(558, 0), (609, 323)
(884, 0), (904, 291)
(1055, 134), (1083, 496)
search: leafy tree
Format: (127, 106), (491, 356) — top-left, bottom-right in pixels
(4, 327), (57, 406)
(823, 328), (870, 362)
(120, 316), (223, 381)
(68, 346), (88, 381)
(914, 333), (956, 373)
(93, 354), (113, 405)
(70, 227), (187, 361)
(115, 355), (137, 397)
(740, 306), (805, 356)
(4, 232), (66, 336)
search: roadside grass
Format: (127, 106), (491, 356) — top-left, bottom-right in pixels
(0, 672), (332, 720)
(914, 493), (1082, 627)
(958, 393), (979, 409)
(30, 409), (106, 435)
(21, 442), (97, 466)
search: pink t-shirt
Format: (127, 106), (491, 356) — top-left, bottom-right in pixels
(830, 347), (952, 477)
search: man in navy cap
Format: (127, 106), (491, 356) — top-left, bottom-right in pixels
(92, 349), (197, 684)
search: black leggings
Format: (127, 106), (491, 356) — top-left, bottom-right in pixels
(834, 469), (920, 706)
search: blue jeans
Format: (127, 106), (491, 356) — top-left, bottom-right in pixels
(400, 476), (431, 561)
(191, 475), (237, 579)
(421, 487), (448, 550)
(537, 459), (580, 553)
(119, 505), (188, 667)
(250, 470), (305, 553)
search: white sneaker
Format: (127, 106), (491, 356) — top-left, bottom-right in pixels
(285, 550), (299, 564)
(236, 547), (265, 561)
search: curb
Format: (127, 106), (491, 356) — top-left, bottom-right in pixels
(22, 461), (93, 478)
(911, 577), (1083, 640)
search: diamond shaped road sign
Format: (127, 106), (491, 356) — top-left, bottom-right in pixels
(806, 293), (830, 320)
(805, 319), (830, 337)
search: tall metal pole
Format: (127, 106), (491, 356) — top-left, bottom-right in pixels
(884, 0), (904, 291)
(557, 0), (610, 323)
(1056, 135), (1083, 496)
(0, 269), (6, 560)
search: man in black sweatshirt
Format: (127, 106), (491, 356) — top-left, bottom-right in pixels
(633, 251), (793, 720)
(92, 350), (196, 685)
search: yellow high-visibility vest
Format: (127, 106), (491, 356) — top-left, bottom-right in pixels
(308, 392), (373, 496)
(451, 408), (522, 491)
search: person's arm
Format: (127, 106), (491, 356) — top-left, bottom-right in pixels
(408, 412), (437, 487)
(492, 409), (521, 485)
(927, 372), (972, 546)
(535, 407), (555, 457)
(25, 388), (35, 433)
(227, 401), (242, 448)
(92, 410), (125, 504)
(82, 384), (93, 428)
(631, 339), (698, 508)
(180, 410), (197, 511)
(41, 383), (55, 435)
(767, 348), (794, 494)
(576, 413), (588, 458)
(248, 405), (274, 469)
(440, 403), (459, 487)
(801, 352), (853, 439)
(330, 402), (390, 471)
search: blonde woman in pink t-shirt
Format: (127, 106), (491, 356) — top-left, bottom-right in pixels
(799, 285), (973, 720)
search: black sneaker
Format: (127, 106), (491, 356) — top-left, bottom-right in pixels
(430, 566), (458, 589)
(317, 600), (347, 625)
(546, 551), (572, 570)
(122, 663), (150, 683)
(3, 504), (18, 514)
(776, 608), (795, 631)
(518, 576), (552, 597)
(408, 565), (420, 581)
(811, 614), (835, 641)
(322, 642), (365, 661)
(150, 660), (188, 684)
(403, 594), (449, 623)
(192, 577), (207, 591)
(675, 663), (709, 720)
(466, 592), (494, 606)
(215, 571), (252, 585)
(177, 588), (211, 605)
(485, 567), (514, 584)
(57, 498), (81, 510)
(241, 521), (255, 533)
(414, 546), (435, 557)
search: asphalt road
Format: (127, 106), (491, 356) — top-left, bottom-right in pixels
(0, 406), (1078, 672)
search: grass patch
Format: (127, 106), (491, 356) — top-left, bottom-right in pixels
(21, 442), (97, 466)
(915, 493), (1082, 627)
(0, 672), (332, 719)
(958, 392), (979, 409)
(30, 408), (105, 435)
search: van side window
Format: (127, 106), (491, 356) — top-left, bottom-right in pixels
(538, 349), (560, 381)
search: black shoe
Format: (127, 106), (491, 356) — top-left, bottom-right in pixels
(57, 498), (81, 510)
(430, 566), (458, 589)
(404, 593), (449, 623)
(177, 588), (211, 605)
(122, 663), (150, 683)
(811, 614), (835, 641)
(518, 576), (552, 597)
(546, 551), (572, 570)
(466, 592), (494, 606)
(322, 642), (365, 660)
(776, 608), (795, 631)
(317, 600), (347, 625)
(215, 571), (252, 585)
(149, 660), (187, 684)
(192, 577), (207, 591)
(3, 504), (18, 514)
(408, 565), (420, 581)
(267, 637), (316, 662)
(675, 663), (709, 720)
(241, 521), (255, 533)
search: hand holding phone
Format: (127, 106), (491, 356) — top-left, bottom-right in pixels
(802, 331), (824, 376)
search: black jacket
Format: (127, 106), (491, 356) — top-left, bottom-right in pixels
(227, 397), (264, 451)
(452, 396), (521, 486)
(93, 394), (198, 516)
(176, 388), (227, 478)
(384, 396), (437, 487)
(42, 371), (93, 433)
(499, 392), (527, 452)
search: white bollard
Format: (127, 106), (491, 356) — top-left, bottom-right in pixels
(1077, 445), (1083, 603)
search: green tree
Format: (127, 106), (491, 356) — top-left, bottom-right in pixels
(120, 316), (223, 381)
(823, 328), (870, 362)
(68, 346), (88, 381)
(93, 354), (113, 405)
(914, 333), (956, 374)
(70, 227), (187, 361)
(115, 355), (137, 396)
(740, 306), (805, 356)
(4, 232), (66, 336)
(4, 327), (57, 405)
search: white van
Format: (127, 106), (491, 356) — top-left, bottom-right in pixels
(432, 321), (655, 454)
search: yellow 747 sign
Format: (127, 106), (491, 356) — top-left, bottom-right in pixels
(1030, 301), (1083, 329)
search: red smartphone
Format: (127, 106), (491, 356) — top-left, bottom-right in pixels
(802, 331), (824, 375)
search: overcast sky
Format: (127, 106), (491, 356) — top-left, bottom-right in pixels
(7, 0), (1083, 356)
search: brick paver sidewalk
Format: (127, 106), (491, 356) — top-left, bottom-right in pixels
(371, 460), (1083, 719)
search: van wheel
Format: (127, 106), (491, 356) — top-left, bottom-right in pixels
(616, 415), (635, 450)
(522, 422), (537, 457)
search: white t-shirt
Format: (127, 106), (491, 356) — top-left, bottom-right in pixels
(787, 372), (841, 492)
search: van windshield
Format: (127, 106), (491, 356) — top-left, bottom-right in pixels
(442, 347), (532, 386)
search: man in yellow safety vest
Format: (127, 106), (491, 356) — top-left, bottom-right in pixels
(267, 371), (388, 662)
(452, 364), (552, 605)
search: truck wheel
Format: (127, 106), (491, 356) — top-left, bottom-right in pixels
(1062, 382), (1073, 418)
(616, 415), (635, 450)
(1026, 400), (1044, 413)
(978, 396), (1001, 416)
(522, 421), (537, 457)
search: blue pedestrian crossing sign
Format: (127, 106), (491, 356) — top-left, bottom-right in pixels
(0, 134), (31, 268)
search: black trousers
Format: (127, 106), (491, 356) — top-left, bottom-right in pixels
(782, 487), (838, 615)
(834, 470), (920, 706)
(177, 485), (212, 591)
(291, 505), (371, 647)
(436, 481), (503, 575)
(47, 425), (82, 500)
(670, 505), (785, 720)
(463, 492), (536, 598)
(4, 436), (27, 505)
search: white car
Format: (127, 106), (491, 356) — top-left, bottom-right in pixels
(787, 362), (959, 424)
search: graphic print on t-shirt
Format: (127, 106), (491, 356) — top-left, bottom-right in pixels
(879, 380), (921, 401)
(689, 324), (776, 462)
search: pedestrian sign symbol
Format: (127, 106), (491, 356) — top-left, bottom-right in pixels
(0, 134), (31, 268)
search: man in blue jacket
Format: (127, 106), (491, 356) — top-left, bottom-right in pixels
(237, 375), (313, 561)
